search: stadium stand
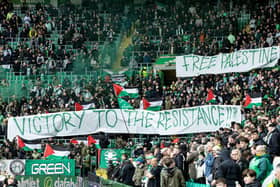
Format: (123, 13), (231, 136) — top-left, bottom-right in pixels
(0, 0), (279, 186)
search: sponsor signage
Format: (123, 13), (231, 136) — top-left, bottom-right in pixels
(16, 175), (82, 187)
(25, 159), (75, 176)
(0, 159), (25, 175)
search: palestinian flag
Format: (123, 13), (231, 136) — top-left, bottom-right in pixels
(70, 136), (101, 148)
(75, 102), (95, 111)
(206, 89), (216, 103)
(141, 98), (162, 111)
(117, 98), (134, 109)
(172, 138), (180, 144)
(17, 136), (41, 152)
(70, 137), (87, 145)
(244, 94), (262, 109)
(44, 144), (70, 159)
(113, 84), (139, 98)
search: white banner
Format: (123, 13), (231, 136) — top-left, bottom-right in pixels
(0, 159), (25, 176)
(176, 46), (280, 77)
(8, 105), (241, 140)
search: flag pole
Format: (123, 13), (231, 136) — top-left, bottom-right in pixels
(119, 108), (130, 134)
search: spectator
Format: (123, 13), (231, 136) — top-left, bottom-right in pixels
(173, 146), (187, 180)
(81, 149), (91, 177)
(204, 142), (215, 184)
(119, 153), (135, 185)
(265, 123), (280, 158)
(132, 157), (146, 187)
(242, 169), (261, 187)
(251, 130), (267, 146)
(216, 178), (227, 187)
(3, 175), (18, 187)
(160, 157), (185, 187)
(265, 163), (280, 187)
(146, 158), (162, 187)
(214, 149), (243, 187)
(249, 145), (273, 182)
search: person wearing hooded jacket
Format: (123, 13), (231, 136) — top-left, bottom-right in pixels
(174, 146), (188, 180)
(160, 157), (185, 187)
(215, 149), (243, 187)
(265, 123), (280, 158)
(133, 157), (146, 187)
(249, 145), (273, 183)
(119, 154), (135, 186)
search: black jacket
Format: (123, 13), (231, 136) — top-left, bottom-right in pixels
(253, 138), (266, 146)
(244, 180), (261, 187)
(147, 166), (162, 187)
(175, 152), (187, 173)
(237, 159), (249, 172)
(119, 160), (135, 185)
(216, 158), (242, 187)
(267, 128), (280, 157)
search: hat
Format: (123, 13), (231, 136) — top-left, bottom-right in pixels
(136, 157), (145, 163)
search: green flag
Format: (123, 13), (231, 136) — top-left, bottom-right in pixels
(117, 98), (134, 109)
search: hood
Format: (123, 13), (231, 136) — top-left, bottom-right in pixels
(163, 167), (176, 177)
(188, 151), (199, 161)
(218, 148), (230, 161)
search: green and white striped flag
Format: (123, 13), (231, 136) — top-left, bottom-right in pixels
(117, 98), (134, 109)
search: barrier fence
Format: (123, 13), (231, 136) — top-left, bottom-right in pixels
(3, 157), (209, 187)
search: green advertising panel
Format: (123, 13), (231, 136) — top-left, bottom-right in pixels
(100, 149), (129, 168)
(16, 175), (81, 187)
(25, 159), (75, 176)
(12, 0), (51, 4)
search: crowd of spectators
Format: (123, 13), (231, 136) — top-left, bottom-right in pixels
(103, 126), (280, 187)
(0, 0), (125, 76)
(0, 0), (279, 186)
(132, 0), (280, 63)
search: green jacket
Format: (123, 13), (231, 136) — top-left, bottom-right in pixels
(249, 154), (272, 182)
(160, 167), (185, 187)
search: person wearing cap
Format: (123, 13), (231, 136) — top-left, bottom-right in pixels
(133, 157), (146, 187)
(265, 123), (280, 158)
